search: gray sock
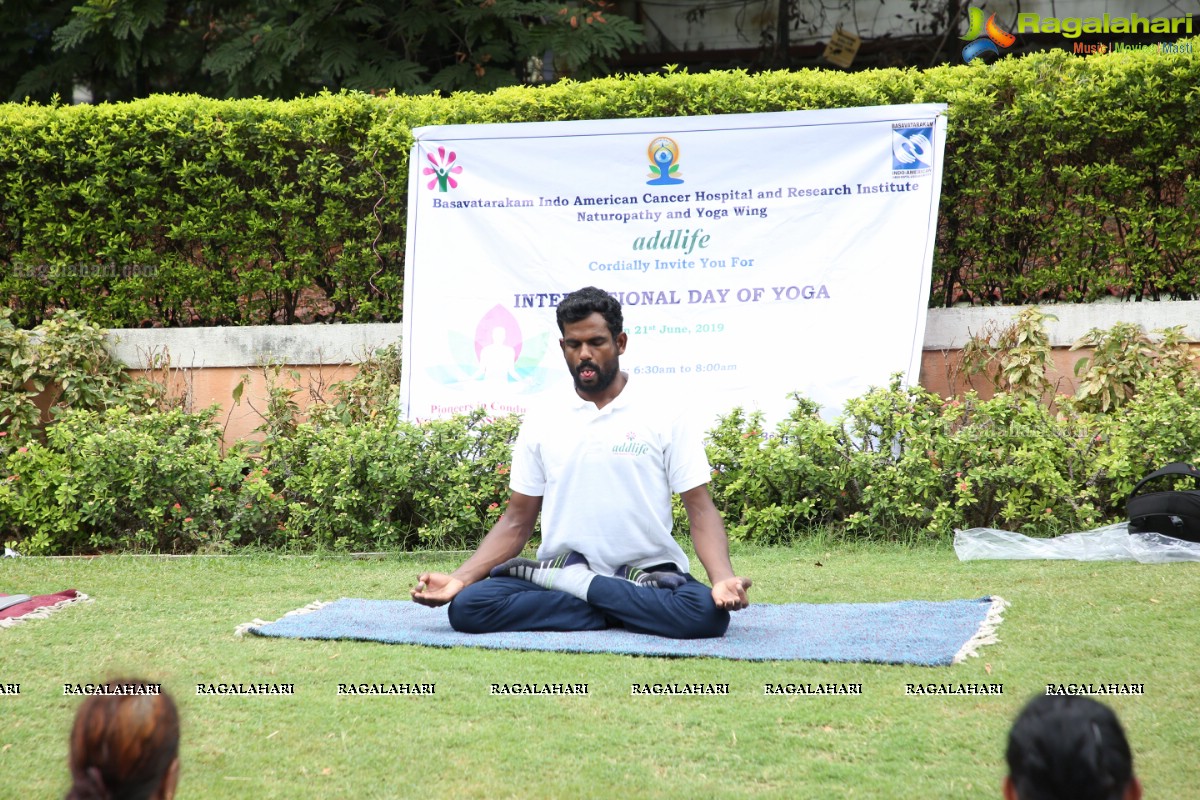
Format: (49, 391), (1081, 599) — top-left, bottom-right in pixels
(490, 551), (595, 600)
(615, 564), (686, 590)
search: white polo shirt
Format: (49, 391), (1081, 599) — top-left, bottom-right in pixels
(510, 376), (712, 576)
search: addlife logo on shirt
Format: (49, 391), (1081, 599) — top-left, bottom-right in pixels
(612, 431), (652, 457)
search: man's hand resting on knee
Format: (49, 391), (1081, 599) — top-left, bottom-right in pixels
(711, 577), (752, 611)
(411, 572), (464, 607)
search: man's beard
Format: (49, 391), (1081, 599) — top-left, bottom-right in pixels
(572, 360), (619, 395)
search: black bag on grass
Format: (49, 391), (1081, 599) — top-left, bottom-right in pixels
(1127, 462), (1200, 543)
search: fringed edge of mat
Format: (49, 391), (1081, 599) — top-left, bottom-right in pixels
(0, 591), (92, 629)
(234, 599), (333, 637)
(951, 595), (1009, 664)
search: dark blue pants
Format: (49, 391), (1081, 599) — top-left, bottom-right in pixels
(447, 573), (730, 639)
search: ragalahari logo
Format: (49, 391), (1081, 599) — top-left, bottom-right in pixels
(646, 137), (683, 185)
(961, 7), (1016, 63)
(423, 146), (463, 192)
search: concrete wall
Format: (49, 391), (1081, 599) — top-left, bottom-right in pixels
(104, 302), (1200, 442)
(111, 325), (401, 443)
(918, 301), (1200, 398)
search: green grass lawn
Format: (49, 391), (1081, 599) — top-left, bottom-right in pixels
(2, 541), (1198, 799)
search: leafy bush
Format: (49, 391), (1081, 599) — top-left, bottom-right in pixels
(313, 342), (403, 425)
(0, 308), (167, 443)
(0, 406), (249, 554)
(0, 348), (518, 553)
(0, 93), (400, 328)
(1088, 374), (1200, 504)
(960, 307), (1057, 402)
(706, 381), (1102, 542)
(707, 355), (1200, 543)
(7, 373), (1200, 552)
(3, 318), (1198, 553)
(0, 310), (39, 441)
(266, 407), (518, 552)
(707, 398), (851, 542)
(1071, 323), (1196, 412)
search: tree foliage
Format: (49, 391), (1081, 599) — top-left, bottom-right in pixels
(0, 0), (642, 102)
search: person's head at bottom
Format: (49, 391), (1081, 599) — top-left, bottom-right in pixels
(66, 679), (180, 800)
(1004, 694), (1141, 800)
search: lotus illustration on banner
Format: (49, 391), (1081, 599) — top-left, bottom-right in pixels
(425, 304), (555, 390)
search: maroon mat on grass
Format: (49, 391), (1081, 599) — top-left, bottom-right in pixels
(0, 590), (89, 627)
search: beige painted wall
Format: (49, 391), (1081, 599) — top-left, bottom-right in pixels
(126, 364), (360, 444)
(920, 346), (1092, 400)
(124, 343), (1199, 447)
(101, 302), (1199, 444)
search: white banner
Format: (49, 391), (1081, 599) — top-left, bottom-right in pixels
(401, 104), (947, 426)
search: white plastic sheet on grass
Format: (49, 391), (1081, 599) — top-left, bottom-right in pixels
(954, 523), (1200, 563)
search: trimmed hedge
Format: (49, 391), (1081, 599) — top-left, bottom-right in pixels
(2, 43), (1199, 328)
(1, 93), (403, 327)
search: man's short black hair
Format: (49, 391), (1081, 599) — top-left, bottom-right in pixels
(1006, 695), (1135, 800)
(556, 287), (623, 340)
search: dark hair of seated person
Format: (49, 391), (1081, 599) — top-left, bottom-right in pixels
(1004, 694), (1141, 800)
(65, 679), (180, 800)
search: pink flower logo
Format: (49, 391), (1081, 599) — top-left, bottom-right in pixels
(424, 146), (463, 192)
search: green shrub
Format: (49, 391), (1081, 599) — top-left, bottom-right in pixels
(0, 93), (403, 328)
(0, 401), (510, 555)
(263, 408), (518, 552)
(0, 308), (167, 444)
(316, 342), (403, 425)
(0, 310), (39, 442)
(1071, 323), (1197, 412)
(1088, 374), (1200, 505)
(898, 391), (1104, 535)
(0, 406), (249, 553)
(703, 365), (1200, 545)
(707, 380), (1106, 542)
(7, 375), (1200, 553)
(960, 307), (1057, 402)
(707, 397), (851, 542)
(4, 321), (1198, 553)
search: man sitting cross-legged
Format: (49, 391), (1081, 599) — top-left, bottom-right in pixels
(410, 286), (751, 638)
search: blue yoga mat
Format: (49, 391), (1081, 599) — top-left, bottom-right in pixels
(240, 596), (1006, 666)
